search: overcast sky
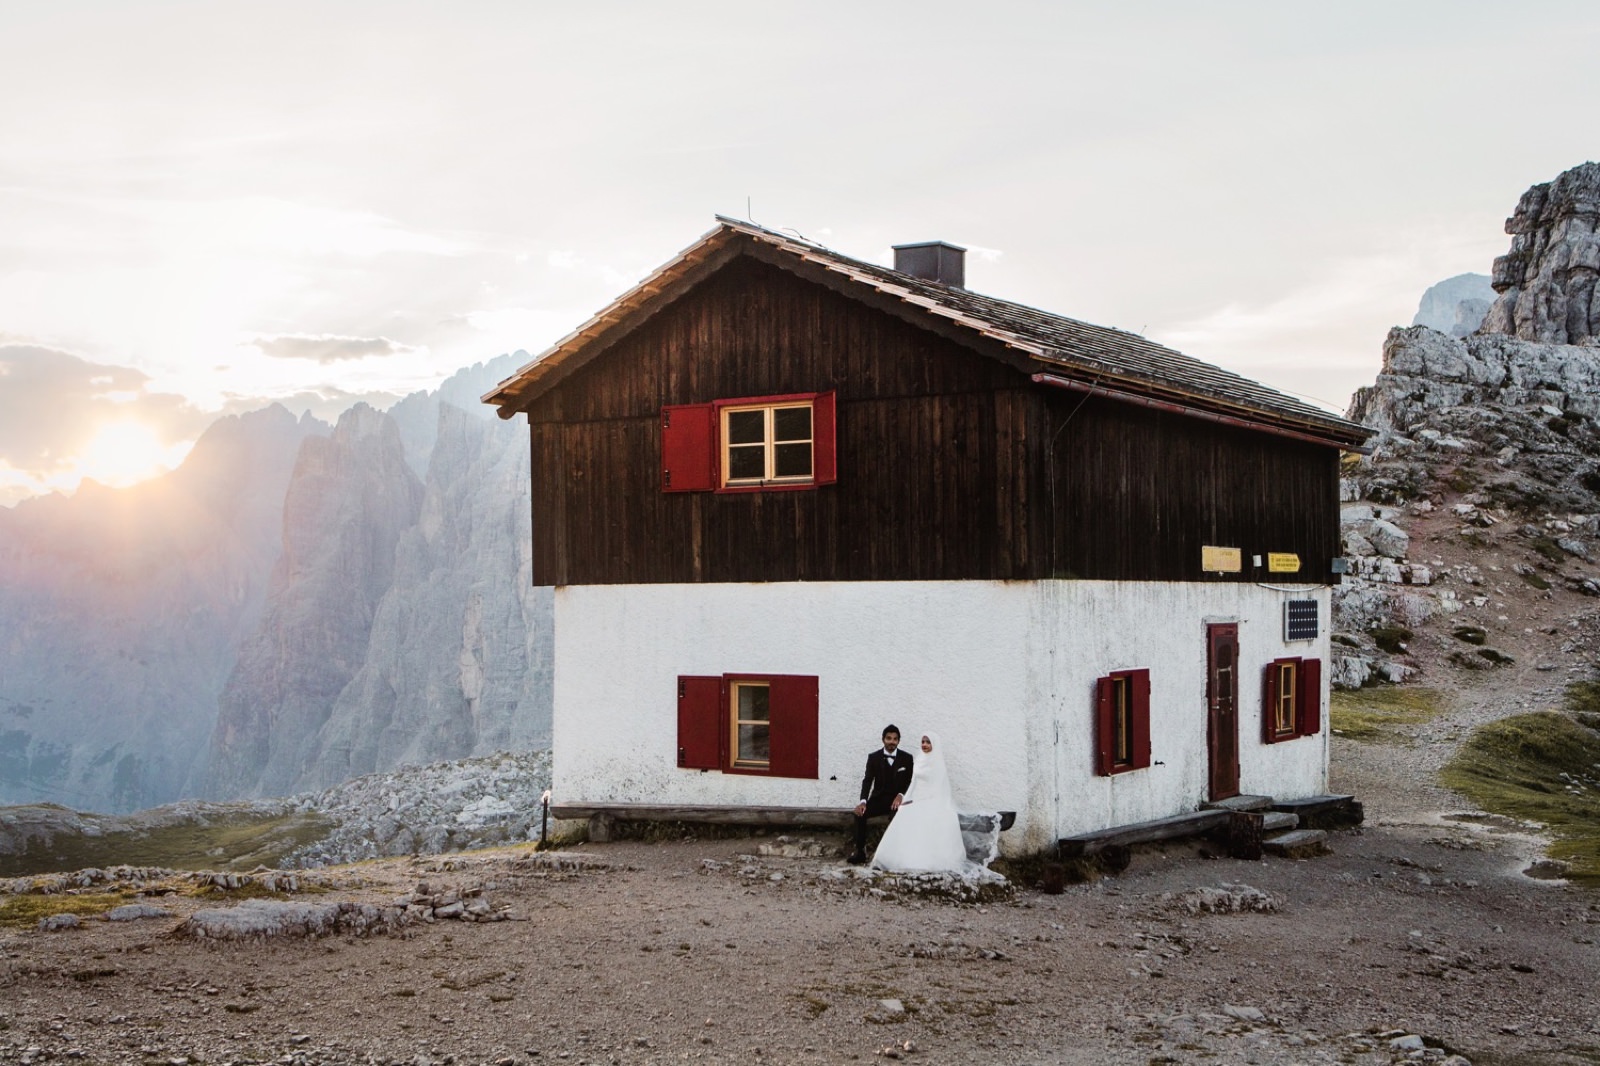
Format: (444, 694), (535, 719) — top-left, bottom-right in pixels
(2, 0), (1597, 505)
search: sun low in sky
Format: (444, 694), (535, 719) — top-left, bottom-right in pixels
(1, 1), (1597, 508)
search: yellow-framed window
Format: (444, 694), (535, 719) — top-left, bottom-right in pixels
(721, 402), (813, 486)
(729, 680), (771, 768)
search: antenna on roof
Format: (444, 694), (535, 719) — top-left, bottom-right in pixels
(747, 197), (756, 225)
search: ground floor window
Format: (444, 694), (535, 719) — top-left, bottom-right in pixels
(677, 673), (818, 778)
(730, 680), (772, 768)
(1095, 668), (1151, 775)
(1262, 657), (1322, 742)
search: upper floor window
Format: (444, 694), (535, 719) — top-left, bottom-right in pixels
(660, 391), (836, 493)
(723, 402), (813, 486)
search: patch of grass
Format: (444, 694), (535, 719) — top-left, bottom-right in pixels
(0, 892), (127, 929)
(1452, 625), (1488, 646)
(1529, 535), (1567, 564)
(0, 812), (332, 879)
(1565, 680), (1600, 716)
(1329, 686), (1446, 743)
(1519, 570), (1553, 590)
(1440, 712), (1600, 886)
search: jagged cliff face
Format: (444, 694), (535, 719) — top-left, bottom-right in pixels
(1, 351), (554, 813)
(1336, 164), (1600, 688)
(1483, 161), (1600, 346)
(200, 354), (553, 801)
(202, 404), (426, 798)
(287, 403), (552, 792)
(0, 406), (328, 811)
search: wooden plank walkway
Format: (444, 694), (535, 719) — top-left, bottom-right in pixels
(551, 803), (855, 829)
(1058, 809), (1230, 858)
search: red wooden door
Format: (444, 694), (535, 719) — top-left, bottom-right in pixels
(1207, 623), (1240, 801)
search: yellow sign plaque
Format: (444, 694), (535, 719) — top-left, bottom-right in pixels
(1202, 545), (1242, 573)
(1267, 553), (1302, 574)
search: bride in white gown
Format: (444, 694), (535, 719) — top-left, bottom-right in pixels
(870, 732), (968, 873)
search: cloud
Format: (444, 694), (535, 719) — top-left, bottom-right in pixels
(0, 345), (210, 471)
(252, 333), (414, 364)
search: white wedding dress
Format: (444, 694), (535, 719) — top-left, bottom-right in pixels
(870, 732), (968, 873)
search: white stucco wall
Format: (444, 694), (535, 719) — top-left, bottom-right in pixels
(552, 580), (1331, 854)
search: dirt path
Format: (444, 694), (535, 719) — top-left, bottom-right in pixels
(3, 756), (1598, 1066)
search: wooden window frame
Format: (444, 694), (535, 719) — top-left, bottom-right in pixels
(719, 400), (814, 489)
(660, 392), (836, 495)
(1262, 656), (1322, 743)
(729, 679), (772, 770)
(1095, 668), (1151, 775)
(676, 672), (819, 779)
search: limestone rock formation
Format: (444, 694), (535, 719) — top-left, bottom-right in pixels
(203, 405), (424, 798)
(1334, 164), (1600, 686)
(0, 406), (327, 811)
(1481, 161), (1600, 346)
(1338, 321), (1600, 685)
(292, 401), (552, 791)
(200, 354), (552, 800)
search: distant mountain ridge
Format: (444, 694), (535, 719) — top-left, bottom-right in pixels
(0, 354), (552, 813)
(0, 405), (328, 810)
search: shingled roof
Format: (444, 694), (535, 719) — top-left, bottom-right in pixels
(483, 217), (1369, 449)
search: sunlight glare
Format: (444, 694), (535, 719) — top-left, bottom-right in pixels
(75, 421), (192, 489)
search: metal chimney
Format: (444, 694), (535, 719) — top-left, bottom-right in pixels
(892, 240), (966, 288)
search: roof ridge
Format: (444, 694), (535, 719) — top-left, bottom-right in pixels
(485, 216), (1369, 448)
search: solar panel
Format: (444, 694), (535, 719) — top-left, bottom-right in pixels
(1285, 600), (1319, 642)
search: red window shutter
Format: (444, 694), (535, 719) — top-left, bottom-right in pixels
(766, 674), (819, 779)
(1130, 668), (1152, 771)
(1298, 657), (1322, 737)
(676, 675), (722, 769)
(1262, 657), (1302, 744)
(1262, 660), (1283, 744)
(813, 391), (837, 485)
(1094, 675), (1115, 776)
(661, 404), (715, 492)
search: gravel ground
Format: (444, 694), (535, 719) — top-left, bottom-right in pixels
(2, 754), (1597, 1066)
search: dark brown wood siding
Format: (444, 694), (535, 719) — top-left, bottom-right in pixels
(1042, 390), (1343, 584)
(524, 254), (1341, 586)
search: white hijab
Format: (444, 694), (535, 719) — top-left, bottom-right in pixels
(909, 731), (953, 803)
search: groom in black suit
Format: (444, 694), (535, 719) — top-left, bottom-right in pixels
(848, 724), (914, 864)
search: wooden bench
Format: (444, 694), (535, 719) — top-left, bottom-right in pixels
(553, 804), (864, 842)
(552, 804), (1015, 843)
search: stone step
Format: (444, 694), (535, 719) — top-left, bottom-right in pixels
(1262, 811), (1299, 833)
(1271, 794), (1364, 828)
(1262, 829), (1329, 859)
(1201, 794), (1274, 813)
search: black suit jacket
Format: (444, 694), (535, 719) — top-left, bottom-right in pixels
(859, 748), (914, 816)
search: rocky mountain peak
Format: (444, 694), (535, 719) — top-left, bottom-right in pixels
(1482, 161), (1600, 346)
(1337, 164), (1600, 689)
(1412, 273), (1494, 338)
